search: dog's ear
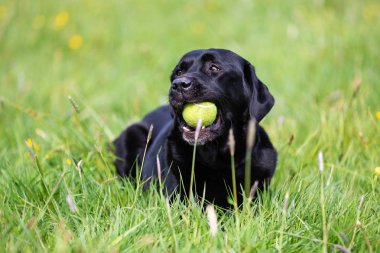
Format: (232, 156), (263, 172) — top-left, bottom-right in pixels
(243, 61), (275, 122)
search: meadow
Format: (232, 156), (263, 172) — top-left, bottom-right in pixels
(0, 0), (379, 252)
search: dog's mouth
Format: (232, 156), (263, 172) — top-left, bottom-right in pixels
(178, 103), (223, 145)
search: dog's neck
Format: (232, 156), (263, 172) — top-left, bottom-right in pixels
(196, 142), (228, 168)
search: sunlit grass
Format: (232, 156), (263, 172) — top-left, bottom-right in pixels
(0, 0), (379, 252)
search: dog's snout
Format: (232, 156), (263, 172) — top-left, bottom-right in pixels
(172, 77), (193, 91)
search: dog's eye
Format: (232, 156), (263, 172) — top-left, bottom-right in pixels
(209, 64), (221, 72)
(176, 70), (183, 76)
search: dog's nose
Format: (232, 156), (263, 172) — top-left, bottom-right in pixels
(172, 77), (193, 91)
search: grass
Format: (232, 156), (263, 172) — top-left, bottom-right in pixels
(1, 0), (380, 252)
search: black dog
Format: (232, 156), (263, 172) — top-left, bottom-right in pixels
(113, 49), (277, 208)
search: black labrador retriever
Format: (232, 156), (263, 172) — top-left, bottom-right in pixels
(113, 49), (277, 208)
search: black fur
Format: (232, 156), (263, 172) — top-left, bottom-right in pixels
(113, 49), (277, 208)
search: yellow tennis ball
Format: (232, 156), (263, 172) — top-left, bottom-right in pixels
(182, 102), (217, 128)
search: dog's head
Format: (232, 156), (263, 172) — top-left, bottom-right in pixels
(169, 49), (274, 145)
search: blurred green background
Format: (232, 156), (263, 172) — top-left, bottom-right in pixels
(1, 0), (379, 171)
(0, 0), (379, 251)
(2, 0), (378, 130)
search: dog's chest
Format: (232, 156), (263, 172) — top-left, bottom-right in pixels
(195, 144), (230, 167)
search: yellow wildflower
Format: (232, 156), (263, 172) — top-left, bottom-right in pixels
(33, 143), (40, 152)
(26, 138), (33, 148)
(68, 35), (83, 50)
(375, 167), (380, 176)
(32, 15), (45, 29)
(66, 159), (72, 165)
(54, 11), (69, 29)
(376, 111), (380, 120)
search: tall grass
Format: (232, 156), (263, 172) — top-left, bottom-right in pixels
(1, 0), (379, 252)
